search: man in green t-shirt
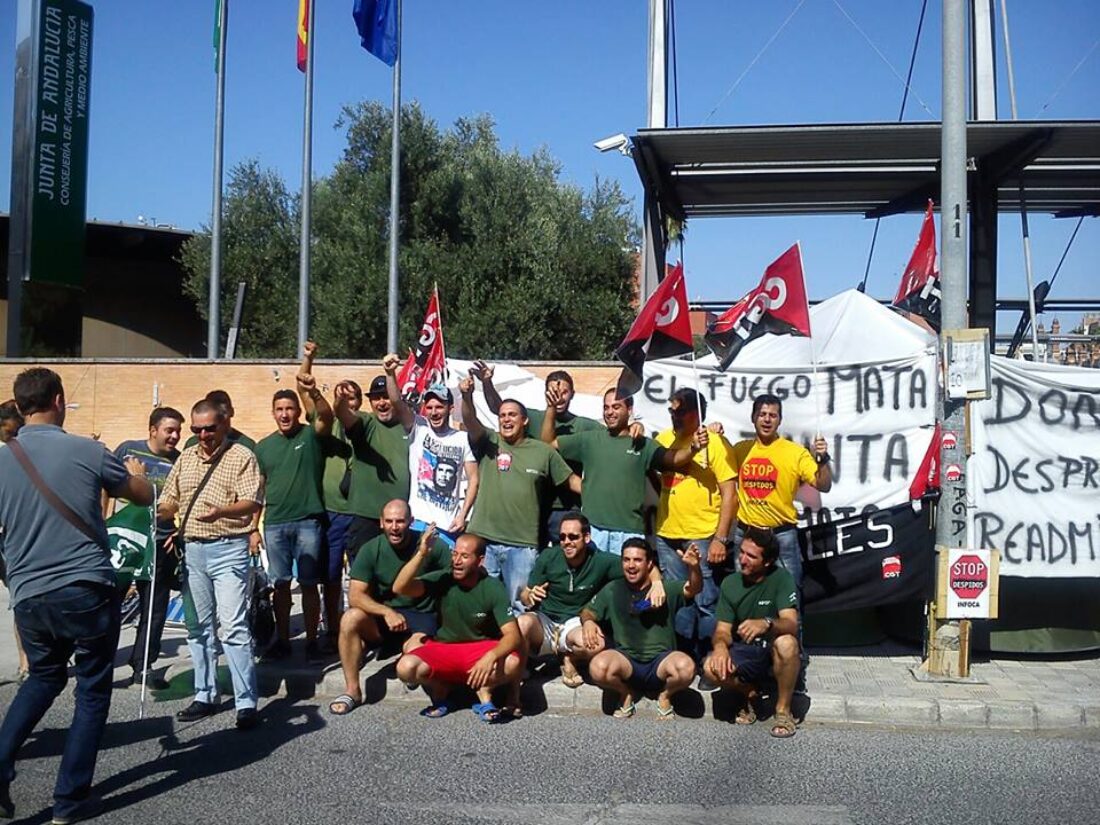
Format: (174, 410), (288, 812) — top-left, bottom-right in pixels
(329, 499), (450, 716)
(580, 538), (702, 719)
(334, 375), (411, 562)
(393, 532), (524, 722)
(255, 380), (333, 663)
(460, 374), (580, 612)
(545, 388), (707, 555)
(702, 526), (801, 739)
(516, 511), (666, 688)
(472, 362), (601, 541)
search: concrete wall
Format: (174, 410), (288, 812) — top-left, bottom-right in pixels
(0, 361), (622, 448)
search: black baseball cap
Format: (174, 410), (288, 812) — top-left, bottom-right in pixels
(368, 376), (388, 397)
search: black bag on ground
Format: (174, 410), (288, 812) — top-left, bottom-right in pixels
(248, 558), (276, 651)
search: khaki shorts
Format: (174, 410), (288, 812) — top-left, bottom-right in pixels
(534, 612), (583, 656)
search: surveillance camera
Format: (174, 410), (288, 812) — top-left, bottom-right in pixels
(593, 133), (630, 154)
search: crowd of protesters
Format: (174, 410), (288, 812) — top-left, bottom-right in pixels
(0, 353), (833, 820)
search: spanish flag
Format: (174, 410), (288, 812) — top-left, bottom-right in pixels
(296, 0), (309, 72)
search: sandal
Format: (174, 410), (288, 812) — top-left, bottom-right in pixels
(656, 702), (676, 720)
(472, 701), (504, 723)
(612, 701), (636, 719)
(770, 711), (797, 739)
(328, 694), (362, 716)
(560, 661), (584, 689)
(419, 703), (450, 718)
(735, 704), (757, 726)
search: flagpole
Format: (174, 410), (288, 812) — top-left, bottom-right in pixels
(798, 242), (823, 436)
(680, 244), (709, 470)
(435, 283), (449, 382)
(208, 0), (229, 359)
(139, 488), (158, 720)
(386, 0), (403, 354)
(297, 0), (316, 359)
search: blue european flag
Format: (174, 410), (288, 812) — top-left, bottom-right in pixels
(353, 0), (399, 67)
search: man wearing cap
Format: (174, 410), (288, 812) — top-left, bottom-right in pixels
(333, 373), (411, 563)
(382, 353), (478, 544)
(459, 374), (580, 612)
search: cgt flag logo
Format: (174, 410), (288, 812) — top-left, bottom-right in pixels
(397, 287), (448, 401)
(892, 200), (942, 332)
(704, 243), (812, 371)
(615, 262), (694, 398)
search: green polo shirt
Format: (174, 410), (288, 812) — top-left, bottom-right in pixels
(527, 546), (623, 622)
(585, 578), (687, 662)
(526, 408), (600, 510)
(558, 430), (665, 533)
(467, 432), (573, 548)
(716, 566), (798, 625)
(346, 413), (411, 519)
(419, 569), (515, 642)
(320, 419), (354, 515)
(348, 531), (451, 612)
(255, 424), (325, 525)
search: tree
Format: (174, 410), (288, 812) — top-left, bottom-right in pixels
(179, 102), (640, 359)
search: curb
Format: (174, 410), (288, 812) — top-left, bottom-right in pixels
(152, 651), (1100, 732)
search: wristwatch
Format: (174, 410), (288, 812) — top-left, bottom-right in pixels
(815, 452), (831, 466)
(763, 616), (774, 634)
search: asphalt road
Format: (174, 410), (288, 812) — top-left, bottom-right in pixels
(1, 682), (1097, 825)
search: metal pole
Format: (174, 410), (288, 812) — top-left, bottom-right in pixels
(386, 0), (402, 354)
(999, 0), (1042, 362)
(298, 0), (316, 359)
(7, 0), (38, 357)
(640, 0), (668, 304)
(208, 0), (228, 360)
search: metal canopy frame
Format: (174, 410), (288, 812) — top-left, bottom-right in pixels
(630, 120), (1100, 341)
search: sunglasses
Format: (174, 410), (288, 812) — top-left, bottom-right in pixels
(190, 424), (218, 435)
(558, 532), (584, 541)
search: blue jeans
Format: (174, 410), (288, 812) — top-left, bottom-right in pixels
(655, 535), (728, 655)
(265, 517), (324, 587)
(324, 511), (356, 582)
(182, 537), (258, 710)
(589, 526), (643, 556)
(0, 583), (120, 820)
(483, 543), (538, 612)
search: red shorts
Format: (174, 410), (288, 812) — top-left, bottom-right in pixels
(405, 639), (514, 685)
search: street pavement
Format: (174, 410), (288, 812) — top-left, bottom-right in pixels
(3, 585), (1099, 732)
(0, 682), (1097, 825)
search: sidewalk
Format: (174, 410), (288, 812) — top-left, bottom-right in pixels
(3, 587), (1098, 731)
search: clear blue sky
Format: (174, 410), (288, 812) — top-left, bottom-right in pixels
(2, 1), (1098, 334)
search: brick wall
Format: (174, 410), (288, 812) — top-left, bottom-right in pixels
(0, 361), (622, 447)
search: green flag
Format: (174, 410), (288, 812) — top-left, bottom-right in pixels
(107, 503), (155, 587)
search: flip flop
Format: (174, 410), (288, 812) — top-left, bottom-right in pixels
(560, 670), (584, 689)
(612, 701), (636, 719)
(472, 701), (503, 723)
(656, 702), (676, 720)
(328, 694), (362, 716)
(419, 703), (450, 718)
(770, 711), (798, 739)
(735, 704), (757, 725)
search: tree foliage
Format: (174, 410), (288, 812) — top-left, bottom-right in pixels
(179, 102), (640, 359)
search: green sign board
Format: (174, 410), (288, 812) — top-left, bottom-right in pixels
(28, 0), (93, 287)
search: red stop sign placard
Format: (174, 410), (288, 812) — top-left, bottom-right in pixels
(950, 554), (988, 600)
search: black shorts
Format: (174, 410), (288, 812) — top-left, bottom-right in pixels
(731, 642), (773, 684)
(623, 650), (673, 692)
(378, 607), (438, 656)
(345, 517), (382, 564)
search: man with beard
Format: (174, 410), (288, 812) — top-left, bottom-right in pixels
(460, 374), (579, 611)
(581, 538), (702, 720)
(334, 375), (411, 562)
(516, 511), (665, 688)
(382, 353), (478, 543)
(393, 532), (523, 722)
(542, 388), (707, 554)
(329, 499), (450, 715)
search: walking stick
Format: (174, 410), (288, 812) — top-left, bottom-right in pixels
(138, 486), (158, 720)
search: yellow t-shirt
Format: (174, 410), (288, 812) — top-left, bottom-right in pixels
(731, 437), (819, 527)
(655, 428), (737, 539)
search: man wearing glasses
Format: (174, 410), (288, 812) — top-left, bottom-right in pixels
(515, 512), (665, 688)
(159, 399), (264, 731)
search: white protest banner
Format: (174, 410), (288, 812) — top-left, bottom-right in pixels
(970, 356), (1100, 579)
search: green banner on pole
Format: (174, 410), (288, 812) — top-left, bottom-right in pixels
(28, 0), (93, 287)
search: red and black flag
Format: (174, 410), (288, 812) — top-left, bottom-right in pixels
(397, 286), (448, 401)
(892, 200), (941, 331)
(705, 243), (812, 371)
(615, 262), (694, 397)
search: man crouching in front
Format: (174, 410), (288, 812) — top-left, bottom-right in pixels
(393, 530), (524, 722)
